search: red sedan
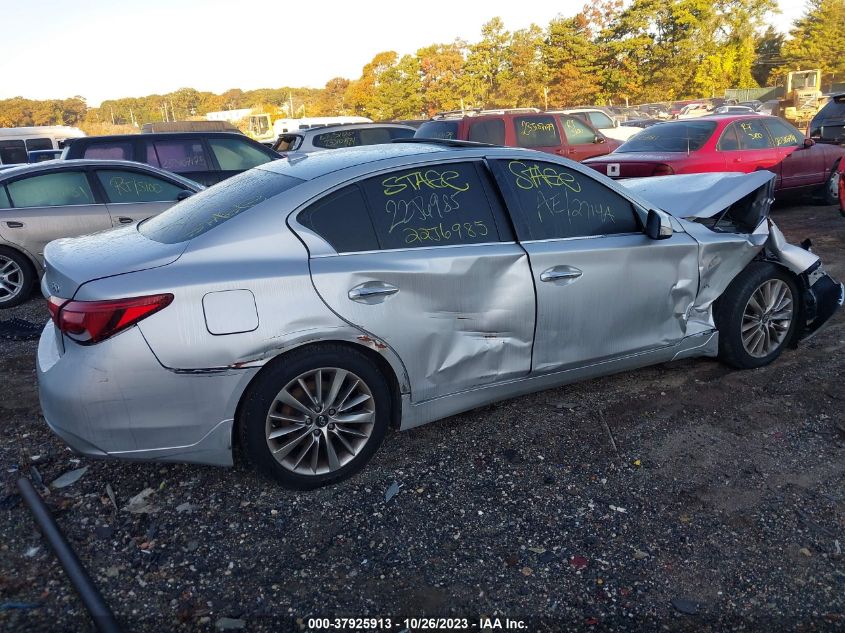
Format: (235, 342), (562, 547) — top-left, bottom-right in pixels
(584, 115), (845, 203)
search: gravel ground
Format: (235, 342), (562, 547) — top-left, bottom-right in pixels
(1, 202), (844, 632)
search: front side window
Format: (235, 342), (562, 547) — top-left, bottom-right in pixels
(492, 159), (639, 240)
(561, 116), (597, 145)
(0, 140), (28, 164)
(7, 171), (95, 207)
(734, 119), (772, 150)
(297, 185), (378, 252)
(762, 118), (802, 147)
(0, 186), (10, 209)
(358, 127), (395, 145)
(208, 138), (274, 171)
(140, 169), (302, 244)
(586, 111), (614, 129)
(275, 134), (303, 152)
(514, 115), (561, 147)
(148, 140), (209, 172)
(83, 142), (133, 161)
(96, 169), (185, 203)
(415, 121), (459, 140)
(359, 161), (501, 250)
(468, 119), (505, 145)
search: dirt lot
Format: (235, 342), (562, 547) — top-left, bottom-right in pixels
(0, 201), (843, 632)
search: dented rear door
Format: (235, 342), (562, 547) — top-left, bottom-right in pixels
(303, 160), (536, 403)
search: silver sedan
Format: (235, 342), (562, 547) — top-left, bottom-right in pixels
(0, 160), (201, 307)
(37, 142), (844, 488)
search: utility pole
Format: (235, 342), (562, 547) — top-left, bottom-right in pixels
(543, 86), (548, 110)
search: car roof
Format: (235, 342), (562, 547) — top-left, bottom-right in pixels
(68, 131), (249, 142)
(0, 159), (203, 188)
(291, 122), (416, 136)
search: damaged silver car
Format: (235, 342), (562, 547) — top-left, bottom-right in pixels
(37, 141), (844, 489)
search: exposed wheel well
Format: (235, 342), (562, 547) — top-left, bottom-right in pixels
(231, 340), (404, 460)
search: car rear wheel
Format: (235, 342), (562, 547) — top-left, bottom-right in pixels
(239, 345), (390, 489)
(0, 247), (35, 309)
(715, 262), (798, 369)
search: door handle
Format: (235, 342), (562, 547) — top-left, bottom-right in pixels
(348, 281), (399, 303)
(5, 221), (23, 228)
(540, 266), (582, 283)
(117, 217), (135, 224)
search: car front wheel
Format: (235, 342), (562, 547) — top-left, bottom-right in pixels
(716, 262), (799, 369)
(239, 345), (390, 489)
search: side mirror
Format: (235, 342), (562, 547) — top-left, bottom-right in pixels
(803, 138), (815, 148)
(645, 209), (672, 240)
(176, 190), (194, 201)
(594, 134), (606, 144)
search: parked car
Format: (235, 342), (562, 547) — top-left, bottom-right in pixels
(739, 100), (764, 111)
(622, 118), (662, 129)
(583, 115), (845, 203)
(0, 159), (202, 307)
(28, 149), (64, 163)
(415, 109), (619, 161)
(838, 160), (845, 216)
(551, 108), (642, 142)
(713, 105), (758, 115)
(757, 100), (781, 116)
(0, 125), (86, 165)
(808, 93), (845, 145)
(676, 103), (712, 119)
(63, 132), (280, 186)
(272, 123), (415, 153)
(38, 141), (843, 488)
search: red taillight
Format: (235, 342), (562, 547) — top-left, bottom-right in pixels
(652, 163), (675, 176)
(47, 294), (173, 345)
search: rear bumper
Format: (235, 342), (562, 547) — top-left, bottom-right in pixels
(37, 324), (257, 466)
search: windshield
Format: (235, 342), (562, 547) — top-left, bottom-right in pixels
(415, 121), (459, 140)
(617, 121), (717, 153)
(139, 169), (303, 244)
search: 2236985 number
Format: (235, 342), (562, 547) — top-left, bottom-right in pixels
(404, 221), (489, 244)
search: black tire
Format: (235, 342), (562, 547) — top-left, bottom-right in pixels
(822, 162), (841, 206)
(0, 247), (36, 309)
(238, 344), (390, 489)
(715, 262), (799, 369)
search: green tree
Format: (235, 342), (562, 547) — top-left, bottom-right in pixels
(417, 41), (467, 115)
(463, 17), (511, 106)
(544, 14), (603, 106)
(778, 0), (845, 85)
(752, 26), (784, 86)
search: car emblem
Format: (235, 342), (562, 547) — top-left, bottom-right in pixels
(50, 282), (61, 294)
(607, 163), (620, 177)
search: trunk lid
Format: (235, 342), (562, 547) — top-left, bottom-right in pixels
(584, 152), (689, 178)
(43, 225), (188, 299)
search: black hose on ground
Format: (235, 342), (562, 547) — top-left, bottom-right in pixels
(16, 477), (121, 633)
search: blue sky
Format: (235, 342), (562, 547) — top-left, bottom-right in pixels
(0, 0), (807, 106)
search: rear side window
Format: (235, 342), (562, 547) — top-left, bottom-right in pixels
(735, 119), (772, 150)
(83, 142), (134, 160)
(561, 116), (597, 145)
(468, 119), (505, 145)
(359, 162), (500, 249)
(492, 159), (639, 240)
(208, 138), (274, 171)
(358, 127), (396, 145)
(140, 169), (302, 244)
(762, 118), (802, 147)
(96, 169), (185, 203)
(297, 185), (378, 252)
(0, 140), (28, 164)
(7, 171), (95, 208)
(312, 129), (359, 149)
(148, 140), (209, 172)
(388, 127), (415, 140)
(25, 138), (53, 151)
(415, 121), (459, 140)
(515, 115), (561, 147)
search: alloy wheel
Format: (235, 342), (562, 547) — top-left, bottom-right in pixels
(265, 368), (375, 476)
(741, 278), (793, 358)
(0, 255), (24, 303)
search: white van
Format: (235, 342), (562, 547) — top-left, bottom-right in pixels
(272, 116), (371, 137)
(0, 126), (86, 165)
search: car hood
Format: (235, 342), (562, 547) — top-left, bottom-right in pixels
(43, 225), (188, 299)
(619, 171), (776, 220)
